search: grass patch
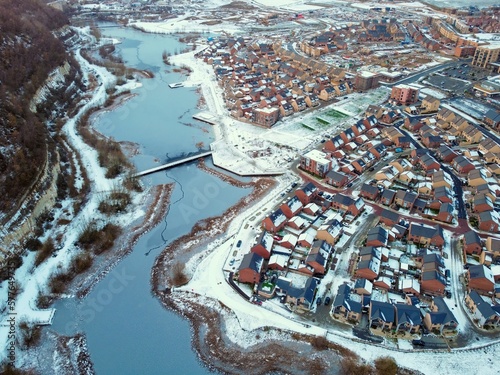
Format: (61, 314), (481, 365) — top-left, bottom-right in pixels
(316, 117), (329, 125)
(302, 123), (315, 131)
(325, 109), (349, 119)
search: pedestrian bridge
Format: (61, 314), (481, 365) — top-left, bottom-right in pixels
(134, 151), (213, 177)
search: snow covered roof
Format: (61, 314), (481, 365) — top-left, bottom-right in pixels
(281, 233), (298, 247)
(269, 208), (287, 226)
(298, 231), (315, 246)
(287, 196), (303, 213)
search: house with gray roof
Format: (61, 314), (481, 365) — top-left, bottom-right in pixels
(395, 304), (422, 333)
(366, 226), (389, 247)
(408, 223), (445, 247)
(369, 300), (395, 332)
(463, 230), (482, 255)
(275, 276), (318, 311)
(238, 252), (264, 284)
(332, 284), (362, 324)
(423, 297), (458, 336)
(325, 170), (349, 188)
(465, 290), (500, 328)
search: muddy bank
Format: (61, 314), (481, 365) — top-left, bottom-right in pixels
(159, 291), (343, 375)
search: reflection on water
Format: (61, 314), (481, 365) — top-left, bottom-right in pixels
(51, 25), (246, 374)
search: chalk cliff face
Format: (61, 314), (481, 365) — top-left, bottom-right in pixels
(0, 0), (83, 245)
(0, 0), (84, 252)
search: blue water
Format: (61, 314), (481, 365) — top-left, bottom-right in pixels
(51, 26), (249, 375)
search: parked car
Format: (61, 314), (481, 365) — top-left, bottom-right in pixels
(412, 339), (425, 347)
(316, 297), (322, 305)
(324, 297), (331, 306)
(236, 240), (242, 248)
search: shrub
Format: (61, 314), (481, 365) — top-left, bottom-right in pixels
(171, 262), (188, 286)
(71, 253), (93, 274)
(25, 237), (42, 251)
(19, 321), (42, 349)
(310, 336), (329, 351)
(34, 238), (55, 267)
(49, 272), (72, 294)
(374, 356), (397, 375)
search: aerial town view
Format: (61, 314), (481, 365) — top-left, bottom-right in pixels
(1, 0), (500, 374)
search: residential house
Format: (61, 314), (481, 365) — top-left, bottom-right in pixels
(395, 304), (422, 333)
(303, 202), (320, 216)
(421, 270), (447, 296)
(468, 169), (489, 187)
(483, 109), (500, 129)
(298, 231), (315, 248)
(465, 290), (500, 328)
(316, 219), (343, 245)
(366, 226), (389, 247)
(463, 230), (482, 256)
(323, 135), (344, 152)
(432, 170), (453, 189)
(369, 300), (395, 332)
(381, 126), (404, 143)
(436, 108), (456, 124)
(395, 190), (417, 209)
(331, 193), (364, 217)
(452, 155), (475, 174)
(275, 276), (318, 311)
(437, 203), (454, 223)
(419, 153), (441, 171)
(407, 223), (445, 247)
(280, 196), (303, 218)
(381, 189), (397, 206)
(373, 276), (392, 290)
(262, 208), (287, 233)
(420, 96), (440, 113)
(479, 138), (500, 155)
(306, 240), (330, 275)
(390, 159), (413, 173)
(468, 264), (495, 295)
(238, 252), (264, 284)
(379, 209), (400, 227)
(295, 182), (318, 205)
(332, 284), (362, 324)
(434, 186), (454, 204)
(473, 194), (494, 213)
(355, 250), (381, 281)
(251, 231), (274, 259)
(436, 145), (458, 163)
(422, 134), (443, 149)
(359, 183), (380, 201)
(422, 297), (459, 335)
(479, 211), (500, 233)
(353, 278), (373, 296)
(463, 125), (484, 144)
(280, 233), (298, 249)
(325, 170), (349, 188)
